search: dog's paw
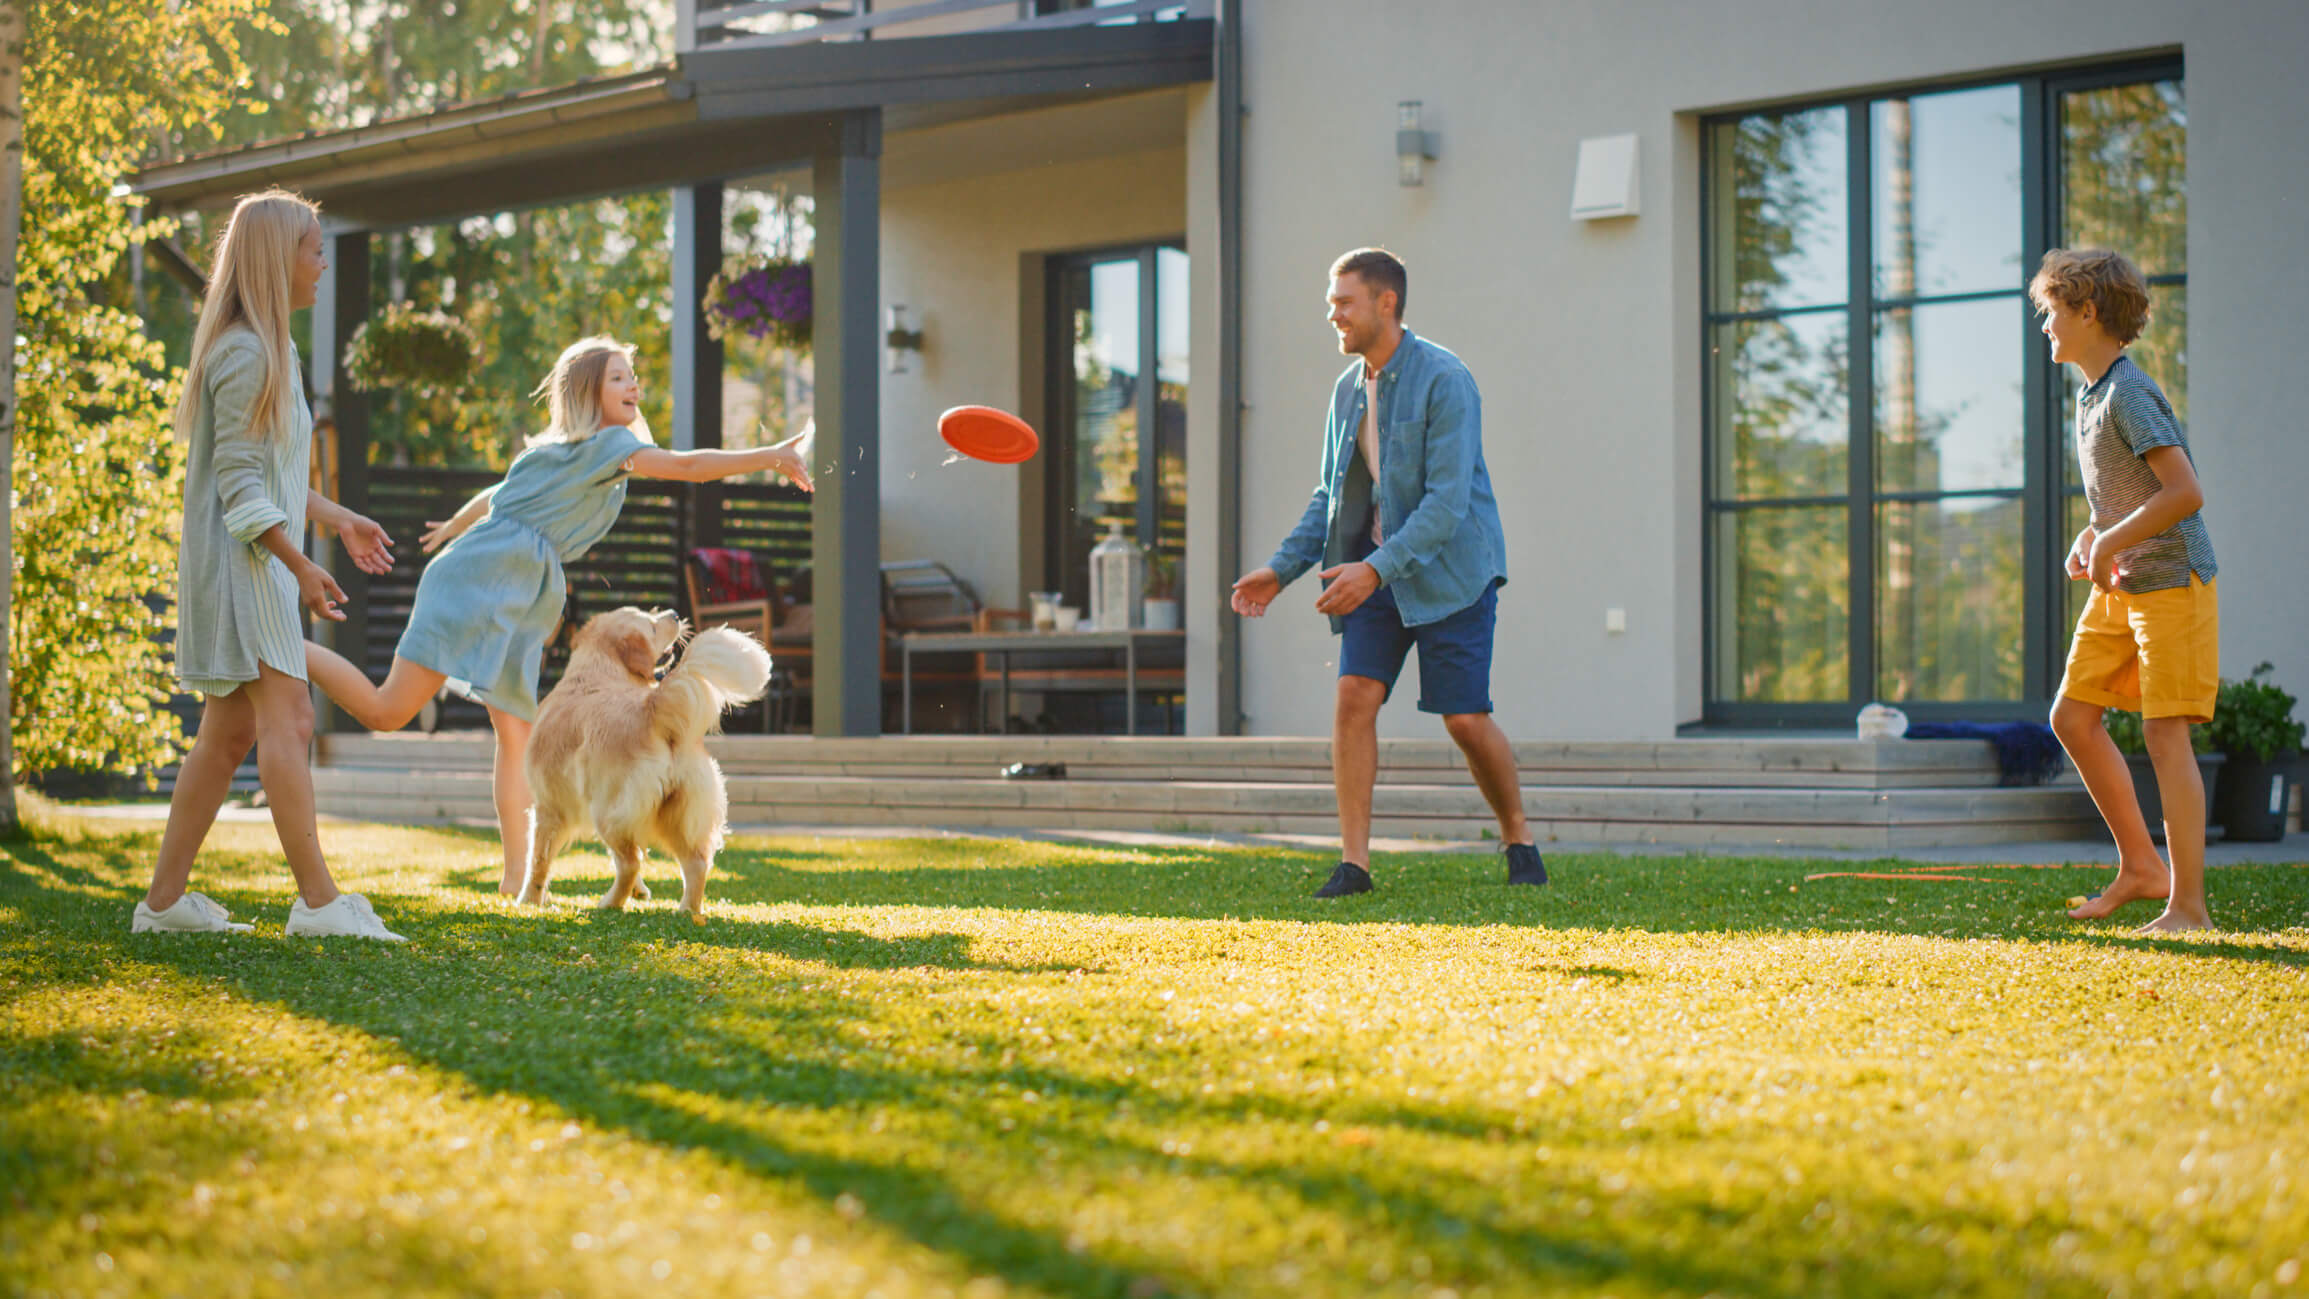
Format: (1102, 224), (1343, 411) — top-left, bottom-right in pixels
(595, 896), (626, 911)
(633, 880), (652, 901)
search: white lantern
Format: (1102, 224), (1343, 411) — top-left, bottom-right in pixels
(1088, 521), (1144, 633)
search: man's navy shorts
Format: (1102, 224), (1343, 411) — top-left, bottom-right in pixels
(1337, 559), (1501, 715)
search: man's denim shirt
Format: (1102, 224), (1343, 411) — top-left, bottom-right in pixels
(1266, 330), (1508, 630)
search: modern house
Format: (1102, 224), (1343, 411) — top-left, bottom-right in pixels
(131, 0), (2309, 843)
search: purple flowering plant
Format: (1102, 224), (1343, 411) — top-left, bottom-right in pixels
(704, 257), (813, 350)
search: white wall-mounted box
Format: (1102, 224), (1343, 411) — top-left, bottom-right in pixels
(1570, 133), (1640, 220)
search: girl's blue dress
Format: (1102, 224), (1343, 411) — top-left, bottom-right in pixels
(398, 425), (652, 720)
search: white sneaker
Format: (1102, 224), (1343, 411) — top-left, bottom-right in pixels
(285, 892), (407, 942)
(131, 891), (254, 934)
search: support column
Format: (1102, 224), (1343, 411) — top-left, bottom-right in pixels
(1184, 0), (1246, 735)
(673, 182), (726, 552)
(311, 229), (371, 734)
(811, 110), (883, 737)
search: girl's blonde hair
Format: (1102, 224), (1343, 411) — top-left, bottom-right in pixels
(173, 190), (320, 443)
(526, 335), (652, 448)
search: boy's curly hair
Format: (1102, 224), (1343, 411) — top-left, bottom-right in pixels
(2028, 248), (2152, 345)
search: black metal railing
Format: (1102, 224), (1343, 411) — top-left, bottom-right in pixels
(679, 0), (1207, 55)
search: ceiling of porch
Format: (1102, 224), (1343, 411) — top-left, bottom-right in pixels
(129, 18), (1211, 230)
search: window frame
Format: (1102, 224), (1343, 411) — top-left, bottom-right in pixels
(1042, 238), (1189, 607)
(1698, 56), (2185, 727)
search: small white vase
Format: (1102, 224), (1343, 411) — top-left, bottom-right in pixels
(1142, 598), (1181, 631)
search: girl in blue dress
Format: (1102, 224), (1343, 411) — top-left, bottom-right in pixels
(304, 336), (811, 894)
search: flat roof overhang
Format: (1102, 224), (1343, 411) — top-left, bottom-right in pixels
(131, 19), (1214, 230)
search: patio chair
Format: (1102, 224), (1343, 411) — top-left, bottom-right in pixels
(770, 559), (988, 732)
(681, 547), (796, 732)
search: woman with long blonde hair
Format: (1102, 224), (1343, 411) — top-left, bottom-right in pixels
(137, 189), (404, 941)
(304, 335), (811, 898)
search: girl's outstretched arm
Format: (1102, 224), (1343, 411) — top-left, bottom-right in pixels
(421, 484), (499, 553)
(627, 433), (813, 490)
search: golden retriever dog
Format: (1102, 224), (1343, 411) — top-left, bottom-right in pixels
(519, 607), (771, 918)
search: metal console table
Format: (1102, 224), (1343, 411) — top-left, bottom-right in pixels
(898, 628), (1185, 735)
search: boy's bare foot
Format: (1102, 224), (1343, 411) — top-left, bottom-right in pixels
(2067, 865), (2170, 919)
(2137, 906), (2214, 934)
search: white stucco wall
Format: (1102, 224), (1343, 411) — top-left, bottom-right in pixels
(1227, 0), (2309, 740)
(878, 128), (1187, 613)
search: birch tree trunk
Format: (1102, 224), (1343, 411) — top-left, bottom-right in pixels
(0, 0), (27, 831)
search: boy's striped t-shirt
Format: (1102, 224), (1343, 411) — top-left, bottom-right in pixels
(2075, 354), (2217, 594)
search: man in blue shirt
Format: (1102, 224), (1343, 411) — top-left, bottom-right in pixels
(1232, 247), (1545, 897)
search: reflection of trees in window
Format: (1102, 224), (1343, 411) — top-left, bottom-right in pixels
(1073, 301), (1141, 585)
(1728, 317), (1848, 499)
(1722, 111), (1843, 311)
(1728, 508), (1848, 702)
(1872, 98), (2023, 701)
(2064, 82), (2185, 276)
(2058, 79), (2186, 639)
(1713, 109), (1851, 703)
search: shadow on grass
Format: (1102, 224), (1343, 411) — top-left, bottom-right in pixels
(0, 836), (1816, 1299)
(8, 821), (2294, 1297)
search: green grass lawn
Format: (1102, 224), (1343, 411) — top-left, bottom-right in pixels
(4, 807), (2306, 1299)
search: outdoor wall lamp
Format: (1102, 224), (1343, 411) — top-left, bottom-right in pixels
(885, 304), (924, 374)
(1396, 101), (1439, 186)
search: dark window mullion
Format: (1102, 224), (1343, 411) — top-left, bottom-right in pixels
(1873, 488), (2026, 505)
(1043, 261), (1074, 593)
(1715, 494), (1860, 512)
(1703, 301), (1848, 325)
(2021, 74), (2056, 700)
(1870, 286), (2026, 312)
(1699, 115), (1719, 710)
(1846, 98), (1876, 708)
(1135, 245), (1160, 549)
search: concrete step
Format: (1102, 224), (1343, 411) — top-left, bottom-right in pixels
(315, 732), (2039, 790)
(309, 766), (2102, 852)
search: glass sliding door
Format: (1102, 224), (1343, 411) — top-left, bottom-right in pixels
(1047, 244), (1188, 615)
(1702, 62), (2184, 723)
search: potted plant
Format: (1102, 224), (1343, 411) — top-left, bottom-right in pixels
(703, 257), (812, 350)
(2102, 709), (2223, 842)
(2205, 662), (2304, 842)
(343, 304), (480, 397)
(1141, 549), (1180, 631)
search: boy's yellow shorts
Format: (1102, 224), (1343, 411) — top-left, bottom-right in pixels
(2058, 574), (2220, 722)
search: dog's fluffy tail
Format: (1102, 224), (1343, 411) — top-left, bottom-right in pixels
(650, 627), (773, 744)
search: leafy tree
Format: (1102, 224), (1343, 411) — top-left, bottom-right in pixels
(11, 0), (270, 784)
(141, 1), (703, 470)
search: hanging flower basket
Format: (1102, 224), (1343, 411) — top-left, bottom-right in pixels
(343, 304), (480, 398)
(704, 257), (812, 350)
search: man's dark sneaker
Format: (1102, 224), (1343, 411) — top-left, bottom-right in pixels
(1505, 842), (1549, 886)
(1314, 861), (1374, 898)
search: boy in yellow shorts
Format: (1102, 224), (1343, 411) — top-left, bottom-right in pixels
(2034, 249), (2219, 933)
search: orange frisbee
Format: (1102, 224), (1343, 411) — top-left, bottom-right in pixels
(939, 405), (1040, 464)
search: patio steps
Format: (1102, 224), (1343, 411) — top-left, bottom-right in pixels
(311, 734), (2102, 851)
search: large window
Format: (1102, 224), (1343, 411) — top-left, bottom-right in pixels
(1046, 244), (1189, 613)
(1703, 64), (2184, 722)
